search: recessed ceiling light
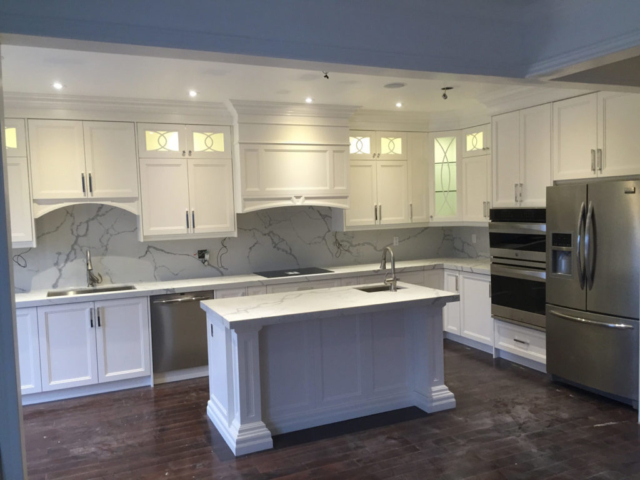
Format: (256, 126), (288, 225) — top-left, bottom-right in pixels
(52, 82), (63, 90)
(189, 90), (198, 98)
(384, 82), (406, 89)
(396, 102), (402, 108)
(305, 97), (313, 103)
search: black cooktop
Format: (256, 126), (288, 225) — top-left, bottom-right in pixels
(255, 267), (333, 278)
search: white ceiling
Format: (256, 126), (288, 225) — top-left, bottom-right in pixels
(0, 45), (527, 115)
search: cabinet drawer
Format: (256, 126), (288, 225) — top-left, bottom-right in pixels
(494, 320), (546, 364)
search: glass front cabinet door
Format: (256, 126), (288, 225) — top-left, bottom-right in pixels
(462, 124), (490, 157)
(138, 124), (231, 159)
(430, 132), (460, 221)
(4, 118), (27, 157)
(349, 131), (375, 160)
(349, 131), (407, 160)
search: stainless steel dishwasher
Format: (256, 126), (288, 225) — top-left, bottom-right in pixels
(150, 291), (214, 373)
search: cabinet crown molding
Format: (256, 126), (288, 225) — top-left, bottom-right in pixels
(226, 99), (360, 123)
(479, 86), (593, 115)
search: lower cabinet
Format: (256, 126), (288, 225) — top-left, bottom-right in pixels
(16, 308), (42, 394)
(443, 271), (461, 335)
(7, 156), (35, 248)
(33, 297), (150, 393)
(494, 319), (546, 365)
(459, 273), (492, 345)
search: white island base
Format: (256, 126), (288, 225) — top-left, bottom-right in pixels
(201, 283), (458, 456)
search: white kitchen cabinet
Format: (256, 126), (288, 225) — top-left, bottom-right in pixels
(95, 297), (151, 383)
(138, 124), (231, 160)
(408, 132), (429, 223)
(188, 159), (235, 235)
(423, 269), (444, 290)
(266, 279), (341, 294)
(185, 125), (231, 159)
(552, 93), (599, 181)
(443, 271), (461, 334)
(349, 131), (375, 160)
(16, 308), (42, 395)
(29, 119), (86, 200)
(462, 124), (490, 157)
(139, 158), (190, 237)
(494, 319), (546, 365)
(345, 161), (377, 227)
(377, 162), (410, 225)
(83, 121), (138, 198)
(462, 154), (491, 222)
(459, 273), (492, 346)
(597, 91), (640, 178)
(7, 157), (35, 248)
(429, 132), (461, 222)
(4, 118), (27, 157)
(349, 131), (406, 160)
(492, 104), (551, 208)
(38, 302), (98, 392)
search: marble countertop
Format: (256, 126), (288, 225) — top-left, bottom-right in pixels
(14, 257), (489, 308)
(201, 282), (460, 329)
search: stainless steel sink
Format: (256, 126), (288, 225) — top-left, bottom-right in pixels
(356, 284), (404, 293)
(47, 285), (136, 298)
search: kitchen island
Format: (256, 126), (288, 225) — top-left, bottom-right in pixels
(200, 282), (459, 456)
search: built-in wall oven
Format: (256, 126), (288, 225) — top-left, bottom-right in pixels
(489, 208), (546, 330)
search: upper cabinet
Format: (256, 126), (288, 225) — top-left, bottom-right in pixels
(28, 119), (138, 203)
(4, 118), (27, 157)
(492, 104), (551, 208)
(553, 92), (640, 181)
(462, 124), (491, 157)
(462, 154), (491, 222)
(429, 131), (461, 222)
(349, 131), (407, 160)
(138, 123), (231, 159)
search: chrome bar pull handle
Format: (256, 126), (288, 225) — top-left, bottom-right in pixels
(97, 308), (101, 328)
(410, 203), (413, 220)
(597, 148), (603, 172)
(591, 149), (596, 172)
(89, 308), (94, 328)
(374, 204), (378, 222)
(584, 201), (594, 290)
(186, 210), (190, 231)
(379, 205), (382, 222)
(192, 211), (195, 230)
(550, 310), (633, 330)
(515, 184), (518, 203)
(88, 173), (93, 195)
(81, 173), (86, 195)
(577, 201), (586, 289)
(519, 183), (523, 203)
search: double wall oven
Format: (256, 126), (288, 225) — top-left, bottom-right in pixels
(489, 208), (546, 330)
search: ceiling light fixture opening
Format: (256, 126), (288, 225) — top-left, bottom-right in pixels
(189, 90), (198, 98)
(305, 97), (313, 103)
(53, 82), (64, 90)
(396, 102), (402, 108)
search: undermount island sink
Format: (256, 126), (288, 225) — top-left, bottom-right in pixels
(356, 284), (404, 293)
(47, 285), (136, 298)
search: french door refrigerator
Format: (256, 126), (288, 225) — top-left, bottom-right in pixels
(546, 180), (639, 404)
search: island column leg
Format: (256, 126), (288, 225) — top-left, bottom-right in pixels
(410, 306), (456, 413)
(227, 325), (273, 456)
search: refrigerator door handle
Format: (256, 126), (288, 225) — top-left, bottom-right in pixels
(584, 201), (595, 290)
(549, 310), (633, 330)
(577, 201), (586, 289)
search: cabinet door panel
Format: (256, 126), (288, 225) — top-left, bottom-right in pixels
(140, 158), (190, 237)
(443, 272), (460, 334)
(377, 161), (410, 225)
(462, 124), (490, 157)
(492, 112), (520, 208)
(16, 308), (41, 394)
(408, 132), (429, 223)
(188, 159), (235, 234)
(377, 132), (407, 160)
(38, 303), (97, 391)
(7, 157), (34, 246)
(95, 297), (150, 383)
(349, 131), (376, 160)
(552, 93), (598, 181)
(4, 118), (27, 157)
(29, 119), (86, 199)
(520, 104), (552, 207)
(460, 274), (492, 346)
(462, 154), (490, 222)
(138, 123), (186, 158)
(346, 161), (377, 227)
(84, 121), (138, 198)
(598, 92), (640, 178)
(430, 132), (460, 221)
(185, 125), (231, 159)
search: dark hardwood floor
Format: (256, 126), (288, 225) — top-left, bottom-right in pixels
(23, 340), (640, 480)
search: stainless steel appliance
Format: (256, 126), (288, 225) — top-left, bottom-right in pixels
(150, 291), (214, 374)
(489, 208), (547, 330)
(546, 180), (639, 404)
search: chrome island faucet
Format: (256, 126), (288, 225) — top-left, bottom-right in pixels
(86, 250), (103, 288)
(380, 246), (398, 291)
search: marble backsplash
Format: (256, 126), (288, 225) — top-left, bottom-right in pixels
(12, 205), (489, 293)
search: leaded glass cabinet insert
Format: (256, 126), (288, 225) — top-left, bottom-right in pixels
(145, 130), (180, 153)
(466, 131), (483, 153)
(349, 131), (374, 159)
(433, 135), (458, 218)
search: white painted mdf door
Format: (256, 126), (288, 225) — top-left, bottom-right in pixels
(16, 308), (42, 394)
(4, 118), (27, 157)
(597, 92), (640, 178)
(553, 93), (598, 181)
(520, 104), (552, 207)
(462, 154), (490, 222)
(377, 161), (410, 225)
(346, 161), (377, 227)
(377, 132), (407, 160)
(28, 119), (86, 199)
(349, 131), (376, 160)
(38, 302), (98, 391)
(407, 132), (429, 223)
(7, 157), (34, 246)
(460, 273), (492, 346)
(83, 121), (139, 198)
(492, 111), (520, 208)
(139, 158), (190, 237)
(185, 125), (231, 159)
(187, 159), (235, 234)
(137, 123), (186, 158)
(95, 297), (151, 383)
(443, 271), (460, 334)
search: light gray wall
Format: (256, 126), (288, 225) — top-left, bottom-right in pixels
(12, 204), (481, 293)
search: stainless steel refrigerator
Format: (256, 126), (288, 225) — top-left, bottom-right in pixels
(546, 180), (639, 404)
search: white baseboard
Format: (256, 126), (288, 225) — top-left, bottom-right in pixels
(22, 376), (152, 405)
(444, 331), (493, 354)
(154, 366), (208, 385)
(494, 349), (547, 373)
(207, 400), (273, 456)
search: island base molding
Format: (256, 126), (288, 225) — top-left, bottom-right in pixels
(206, 303), (456, 456)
